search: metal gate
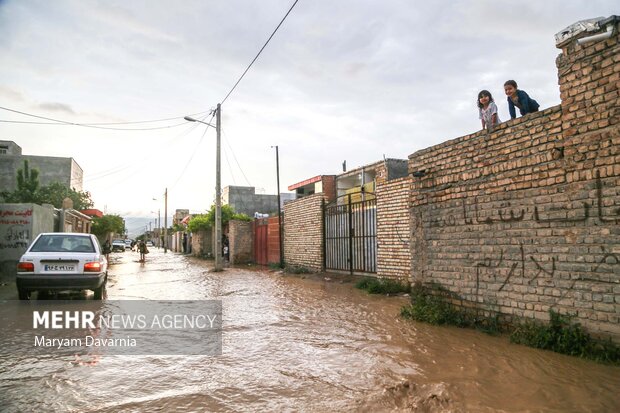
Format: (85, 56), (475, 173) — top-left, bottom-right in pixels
(323, 195), (377, 274)
(253, 218), (269, 265)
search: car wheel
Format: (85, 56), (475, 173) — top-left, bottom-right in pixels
(18, 287), (30, 300)
(93, 279), (107, 300)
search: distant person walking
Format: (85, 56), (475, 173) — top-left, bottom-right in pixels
(477, 90), (500, 131)
(504, 80), (539, 119)
(138, 240), (149, 262)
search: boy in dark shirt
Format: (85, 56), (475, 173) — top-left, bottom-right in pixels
(504, 80), (540, 119)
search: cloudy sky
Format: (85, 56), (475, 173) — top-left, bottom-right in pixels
(0, 0), (616, 228)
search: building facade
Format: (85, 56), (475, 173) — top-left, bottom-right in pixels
(0, 141), (84, 192)
(223, 186), (295, 217)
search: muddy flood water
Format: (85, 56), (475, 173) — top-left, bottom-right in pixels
(1, 250), (619, 412)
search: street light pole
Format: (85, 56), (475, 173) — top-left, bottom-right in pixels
(214, 104), (223, 271)
(184, 108), (223, 271)
(164, 188), (168, 253)
(152, 198), (161, 249)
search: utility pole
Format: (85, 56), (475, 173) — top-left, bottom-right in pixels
(158, 209), (161, 248)
(272, 145), (284, 268)
(215, 103), (223, 271)
(164, 188), (168, 253)
(182, 109), (222, 271)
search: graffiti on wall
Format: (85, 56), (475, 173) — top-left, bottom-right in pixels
(474, 243), (619, 309)
(415, 169), (619, 312)
(427, 170), (618, 228)
(0, 208), (32, 250)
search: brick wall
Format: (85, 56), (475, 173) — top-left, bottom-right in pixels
(376, 173), (412, 280)
(229, 220), (253, 264)
(191, 228), (213, 258)
(557, 23), (619, 139)
(283, 193), (324, 271)
(321, 175), (337, 203)
(408, 22), (620, 340)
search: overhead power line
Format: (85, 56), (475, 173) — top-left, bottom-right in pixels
(222, 130), (252, 187)
(0, 105), (210, 130)
(221, 0), (300, 104)
(222, 144), (237, 185)
(0, 118), (188, 131)
(84, 122), (201, 183)
(169, 112), (217, 190)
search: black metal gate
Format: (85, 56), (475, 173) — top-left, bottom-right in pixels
(323, 195), (376, 274)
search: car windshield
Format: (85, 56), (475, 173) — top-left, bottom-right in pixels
(30, 235), (95, 253)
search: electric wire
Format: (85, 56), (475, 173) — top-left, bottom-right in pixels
(220, 0), (300, 105)
(222, 130), (252, 187)
(3, 0), (300, 207)
(169, 112), (216, 190)
(0, 105), (211, 126)
(83, 121), (201, 183)
(222, 144), (237, 185)
(0, 118), (188, 131)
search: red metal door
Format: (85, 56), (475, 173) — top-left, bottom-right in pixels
(253, 219), (269, 265)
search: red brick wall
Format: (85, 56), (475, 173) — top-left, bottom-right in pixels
(321, 175), (337, 203)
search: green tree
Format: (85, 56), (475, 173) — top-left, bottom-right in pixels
(187, 214), (210, 233)
(187, 205), (251, 233)
(91, 215), (125, 240)
(34, 182), (94, 210)
(1, 160), (40, 203)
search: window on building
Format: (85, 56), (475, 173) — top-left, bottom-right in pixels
(0, 145), (8, 154)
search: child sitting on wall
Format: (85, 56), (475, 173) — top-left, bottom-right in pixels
(477, 90), (501, 131)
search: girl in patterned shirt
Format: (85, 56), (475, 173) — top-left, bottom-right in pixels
(477, 90), (500, 131)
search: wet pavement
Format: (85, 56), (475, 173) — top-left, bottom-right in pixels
(1, 248), (619, 412)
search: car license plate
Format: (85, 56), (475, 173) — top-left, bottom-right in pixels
(44, 264), (75, 272)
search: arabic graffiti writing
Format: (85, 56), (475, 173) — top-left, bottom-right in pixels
(473, 243), (618, 309)
(0, 242), (29, 250)
(417, 167), (619, 323)
(0, 209), (33, 218)
(428, 169), (618, 228)
(0, 209), (32, 251)
(4, 226), (30, 242)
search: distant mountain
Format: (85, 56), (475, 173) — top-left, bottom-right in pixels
(124, 216), (170, 238)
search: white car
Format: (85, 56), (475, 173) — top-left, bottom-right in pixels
(112, 239), (126, 252)
(16, 233), (108, 300)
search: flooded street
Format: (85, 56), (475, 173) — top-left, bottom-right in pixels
(1, 249), (619, 412)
